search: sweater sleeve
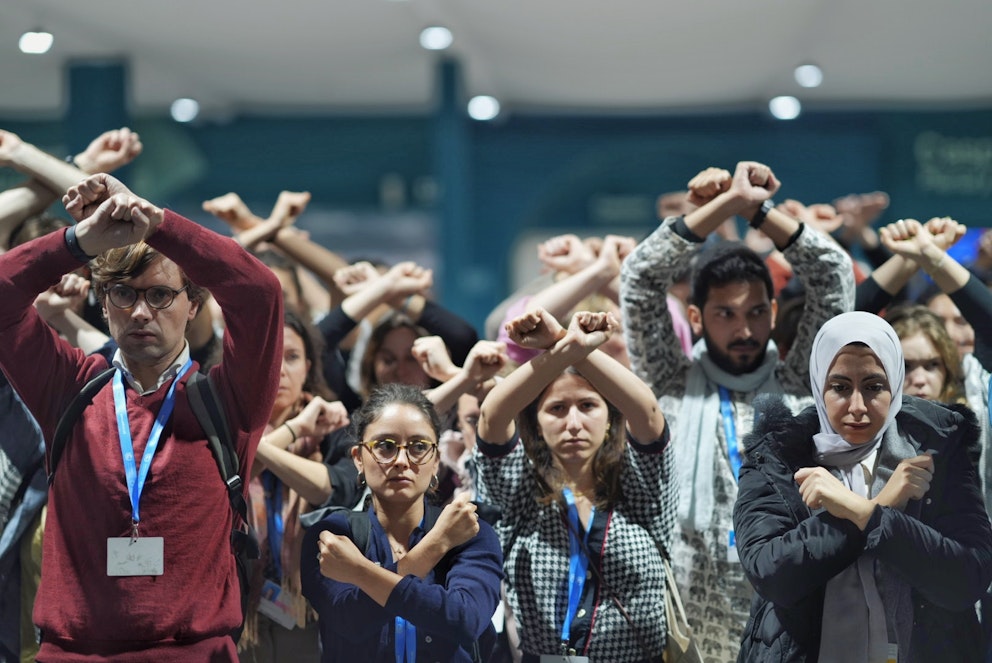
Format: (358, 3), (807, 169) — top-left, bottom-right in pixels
(147, 210), (283, 440)
(385, 522), (503, 645)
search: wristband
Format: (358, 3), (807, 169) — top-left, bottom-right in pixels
(282, 421), (298, 443)
(64, 154), (79, 168)
(64, 225), (95, 263)
(749, 199), (775, 229)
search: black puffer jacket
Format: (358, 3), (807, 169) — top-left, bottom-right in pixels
(733, 395), (992, 662)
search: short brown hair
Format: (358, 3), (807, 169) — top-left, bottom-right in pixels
(90, 242), (205, 307)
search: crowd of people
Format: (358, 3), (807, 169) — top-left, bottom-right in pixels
(0, 126), (990, 663)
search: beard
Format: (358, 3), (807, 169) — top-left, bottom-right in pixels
(703, 330), (768, 375)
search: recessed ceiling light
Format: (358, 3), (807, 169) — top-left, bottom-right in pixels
(420, 26), (453, 51)
(794, 64), (823, 88)
(467, 96), (500, 121)
(19, 30), (53, 54)
(769, 96), (801, 120)
(170, 98), (200, 123)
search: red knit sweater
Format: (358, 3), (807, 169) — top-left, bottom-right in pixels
(0, 210), (283, 661)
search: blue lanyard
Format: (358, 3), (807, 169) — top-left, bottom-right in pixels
(561, 487), (595, 649)
(718, 386), (742, 481)
(394, 616), (416, 662)
(262, 471), (284, 579)
(113, 359), (193, 530)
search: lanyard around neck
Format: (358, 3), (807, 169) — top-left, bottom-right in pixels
(561, 486), (596, 650)
(395, 615), (416, 662)
(718, 386), (742, 481)
(113, 359), (193, 530)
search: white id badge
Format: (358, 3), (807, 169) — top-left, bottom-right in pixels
(107, 537), (164, 576)
(727, 529), (740, 563)
(258, 580), (298, 630)
(886, 643), (898, 663)
(540, 656), (590, 663)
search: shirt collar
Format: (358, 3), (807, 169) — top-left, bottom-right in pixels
(112, 341), (192, 395)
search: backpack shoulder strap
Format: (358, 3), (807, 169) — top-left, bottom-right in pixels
(49, 368), (116, 486)
(344, 509), (373, 555)
(186, 372), (256, 549)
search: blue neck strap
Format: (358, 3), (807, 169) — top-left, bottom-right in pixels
(113, 359), (193, 529)
(395, 616), (416, 663)
(718, 386), (742, 481)
(560, 487), (595, 649)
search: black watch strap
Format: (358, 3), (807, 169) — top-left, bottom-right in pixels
(749, 199), (775, 229)
(65, 225), (95, 263)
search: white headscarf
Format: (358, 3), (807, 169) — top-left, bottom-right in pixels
(809, 311), (904, 462)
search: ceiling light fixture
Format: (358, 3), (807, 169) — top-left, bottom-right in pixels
(768, 96), (801, 120)
(794, 64), (823, 88)
(170, 98), (200, 123)
(419, 26), (453, 51)
(467, 96), (500, 121)
(19, 29), (54, 54)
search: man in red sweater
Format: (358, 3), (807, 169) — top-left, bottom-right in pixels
(0, 173), (283, 661)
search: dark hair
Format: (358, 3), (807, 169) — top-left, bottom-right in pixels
(283, 307), (335, 401)
(350, 383), (441, 443)
(358, 312), (429, 399)
(9, 214), (70, 249)
(90, 242), (205, 307)
(884, 304), (965, 404)
(517, 367), (626, 509)
(690, 242), (773, 309)
(255, 249), (305, 314)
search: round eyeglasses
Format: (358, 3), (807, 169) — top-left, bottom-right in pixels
(104, 283), (189, 310)
(360, 439), (438, 465)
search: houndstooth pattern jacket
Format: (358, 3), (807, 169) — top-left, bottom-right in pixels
(475, 431), (676, 662)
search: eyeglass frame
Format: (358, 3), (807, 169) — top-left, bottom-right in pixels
(103, 282), (190, 310)
(359, 438), (439, 465)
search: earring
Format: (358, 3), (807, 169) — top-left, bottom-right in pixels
(357, 472), (366, 489)
(429, 474), (439, 490)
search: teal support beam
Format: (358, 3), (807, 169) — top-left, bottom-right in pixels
(434, 57), (487, 330)
(65, 60), (129, 162)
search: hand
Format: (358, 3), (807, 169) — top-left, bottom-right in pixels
(729, 161), (780, 207)
(537, 234), (596, 275)
(268, 190), (311, 227)
(565, 310), (618, 351)
(0, 130), (25, 167)
(462, 340), (508, 384)
(289, 397), (350, 440)
(593, 235), (634, 280)
(316, 530), (369, 582)
(383, 261), (433, 302)
(432, 493), (480, 551)
(778, 199), (844, 234)
(686, 167), (732, 207)
(506, 307), (566, 350)
(333, 261), (381, 296)
(922, 216), (967, 251)
(62, 174), (163, 255)
(873, 454), (934, 510)
(794, 466), (871, 524)
(834, 191), (890, 247)
(34, 272), (91, 319)
(438, 429), (467, 469)
(411, 336), (458, 382)
(74, 127), (143, 174)
(202, 192), (260, 232)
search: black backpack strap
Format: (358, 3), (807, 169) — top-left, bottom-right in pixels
(185, 372), (259, 559)
(49, 368), (116, 486)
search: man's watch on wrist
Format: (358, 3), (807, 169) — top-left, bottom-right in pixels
(749, 199), (775, 230)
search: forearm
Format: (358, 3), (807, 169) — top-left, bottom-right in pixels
(527, 262), (617, 321)
(396, 533), (450, 579)
(340, 280), (394, 322)
(426, 368), (476, 414)
(349, 559), (405, 607)
(272, 227), (348, 304)
(0, 180), (57, 248)
(683, 190), (754, 238)
(866, 254), (919, 296)
(917, 246), (972, 294)
(574, 350), (665, 442)
(41, 309), (110, 354)
(6, 142), (87, 195)
(254, 442), (333, 506)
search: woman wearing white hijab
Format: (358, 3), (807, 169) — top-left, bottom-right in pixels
(733, 311), (992, 662)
